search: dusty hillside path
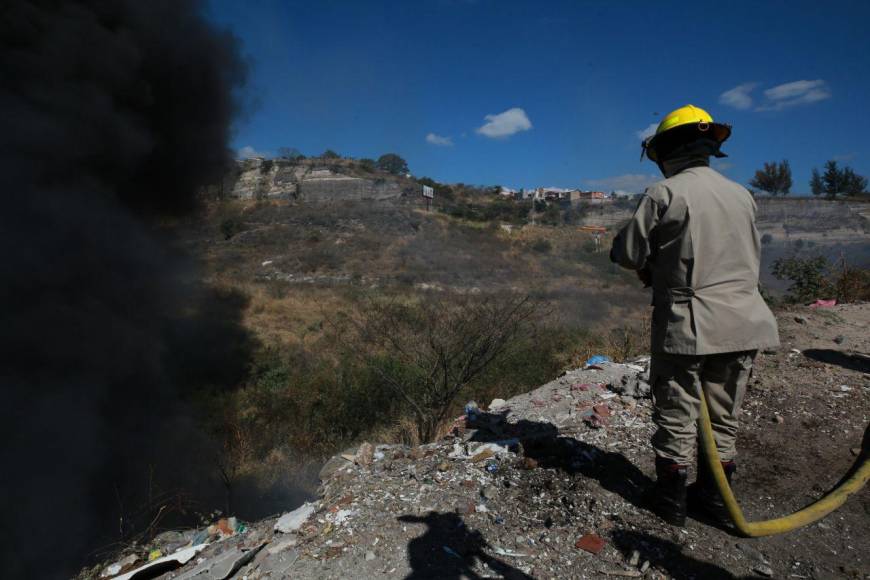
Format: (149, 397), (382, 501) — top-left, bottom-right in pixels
(96, 305), (869, 580)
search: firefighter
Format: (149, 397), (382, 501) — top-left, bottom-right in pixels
(609, 105), (780, 526)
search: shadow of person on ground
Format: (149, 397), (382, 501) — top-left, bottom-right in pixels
(801, 348), (870, 373)
(398, 512), (533, 580)
(610, 529), (744, 579)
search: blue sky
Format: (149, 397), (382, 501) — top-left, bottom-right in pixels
(207, 0), (870, 193)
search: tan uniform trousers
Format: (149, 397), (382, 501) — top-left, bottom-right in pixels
(650, 350), (756, 464)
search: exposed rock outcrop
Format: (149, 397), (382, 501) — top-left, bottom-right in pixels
(225, 158), (406, 201)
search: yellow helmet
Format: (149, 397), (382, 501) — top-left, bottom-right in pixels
(642, 104), (731, 162)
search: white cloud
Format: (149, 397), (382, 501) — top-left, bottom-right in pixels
(584, 173), (660, 193)
(757, 79), (831, 111)
(636, 123), (658, 141)
(719, 82), (757, 110)
(711, 160), (733, 172)
(832, 152), (857, 162)
(476, 107), (533, 138)
(237, 145), (270, 159)
(425, 132), (454, 146)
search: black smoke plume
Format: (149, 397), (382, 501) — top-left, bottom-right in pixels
(0, 1), (251, 577)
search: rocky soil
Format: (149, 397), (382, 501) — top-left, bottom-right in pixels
(85, 304), (869, 580)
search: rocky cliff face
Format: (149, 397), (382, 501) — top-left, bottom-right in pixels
(227, 158), (405, 201)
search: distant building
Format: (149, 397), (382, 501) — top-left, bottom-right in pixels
(511, 187), (615, 205)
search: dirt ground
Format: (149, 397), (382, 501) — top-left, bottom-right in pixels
(87, 304), (869, 580)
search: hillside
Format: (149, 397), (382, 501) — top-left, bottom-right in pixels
(82, 304), (870, 579)
(69, 180), (868, 579)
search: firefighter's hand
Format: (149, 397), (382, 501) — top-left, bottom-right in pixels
(636, 268), (652, 287)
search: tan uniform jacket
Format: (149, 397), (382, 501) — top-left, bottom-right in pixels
(611, 166), (780, 355)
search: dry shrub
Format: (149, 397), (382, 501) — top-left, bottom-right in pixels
(331, 292), (544, 443)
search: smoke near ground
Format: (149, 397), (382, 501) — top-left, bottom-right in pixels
(0, 1), (250, 576)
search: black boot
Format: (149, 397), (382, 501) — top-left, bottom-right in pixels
(648, 458), (688, 526)
(688, 453), (736, 525)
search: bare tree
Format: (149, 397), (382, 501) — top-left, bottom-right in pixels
(332, 293), (542, 442)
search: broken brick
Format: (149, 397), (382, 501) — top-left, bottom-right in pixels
(575, 533), (606, 554)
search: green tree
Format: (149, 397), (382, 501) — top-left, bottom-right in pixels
(377, 153), (409, 175)
(822, 160), (844, 198)
(358, 158), (376, 172)
(321, 149), (341, 159)
(810, 168), (824, 196)
(771, 255), (832, 303)
(749, 160), (792, 195)
(812, 160), (868, 198)
(842, 166), (868, 195)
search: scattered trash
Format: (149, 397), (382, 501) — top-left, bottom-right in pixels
(266, 534), (298, 555)
(480, 439), (518, 453)
(147, 549), (162, 562)
(488, 398), (507, 411)
(752, 563), (774, 577)
(575, 533), (606, 554)
(794, 315), (808, 324)
(585, 355), (612, 367)
(365, 551), (376, 561)
(173, 543), (265, 580)
(115, 544), (206, 580)
(833, 335), (845, 345)
(443, 545), (462, 559)
(809, 299), (836, 309)
(101, 554), (138, 578)
(275, 502), (316, 534)
(354, 442), (375, 466)
(628, 549), (640, 566)
(465, 401), (480, 421)
(261, 260), (273, 266)
(188, 530), (209, 547)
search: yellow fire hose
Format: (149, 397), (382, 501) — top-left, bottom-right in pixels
(697, 389), (870, 536)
